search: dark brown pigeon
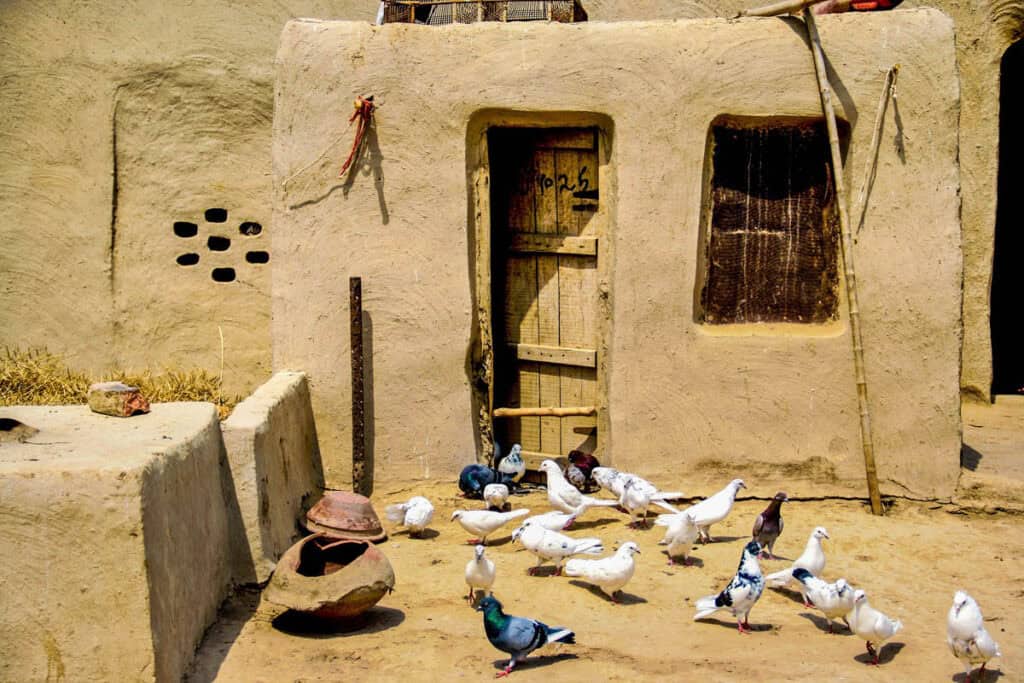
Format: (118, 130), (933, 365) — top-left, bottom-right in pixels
(751, 492), (788, 559)
(567, 450), (601, 492)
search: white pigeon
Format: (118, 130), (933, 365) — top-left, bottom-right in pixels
(538, 460), (620, 517)
(765, 526), (830, 604)
(564, 541), (641, 603)
(384, 496), (435, 537)
(497, 443), (525, 481)
(483, 483), (510, 511)
(592, 466), (682, 513)
(522, 510), (578, 532)
(619, 478), (654, 528)
(694, 540), (765, 634)
(656, 478), (746, 543)
(848, 589), (902, 665)
(659, 510), (700, 566)
(464, 544), (496, 604)
(947, 590), (1001, 681)
(511, 519), (604, 575)
(792, 569), (855, 632)
(451, 508), (529, 545)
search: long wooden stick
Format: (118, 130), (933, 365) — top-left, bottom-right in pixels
(738, 0), (826, 17)
(854, 65), (900, 236)
(493, 406), (596, 418)
(350, 276), (367, 495)
(803, 9), (883, 515)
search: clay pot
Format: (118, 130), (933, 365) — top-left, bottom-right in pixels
(265, 533), (395, 619)
(305, 491), (387, 542)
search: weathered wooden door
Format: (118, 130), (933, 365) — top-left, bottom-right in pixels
(488, 127), (602, 465)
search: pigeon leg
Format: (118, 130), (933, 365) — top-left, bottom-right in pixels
(466, 538), (483, 545)
(496, 659), (517, 678)
(865, 642), (878, 665)
(737, 620), (751, 635)
(466, 586), (474, 604)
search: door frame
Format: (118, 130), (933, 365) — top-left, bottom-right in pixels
(467, 110), (615, 469)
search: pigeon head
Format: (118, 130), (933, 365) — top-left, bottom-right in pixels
(476, 595), (502, 613)
(853, 589), (867, 604)
(743, 540), (762, 557)
(508, 444), (522, 458)
(474, 544), (486, 560)
(539, 459), (560, 474)
(451, 510), (464, 522)
(812, 526), (830, 540)
(952, 590), (971, 615)
(617, 541), (641, 556)
(836, 578), (850, 595)
(792, 567), (813, 583)
(773, 491), (788, 502)
(511, 521), (531, 542)
(731, 479), (747, 490)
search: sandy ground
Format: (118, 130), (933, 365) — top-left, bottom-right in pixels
(187, 481), (1022, 683)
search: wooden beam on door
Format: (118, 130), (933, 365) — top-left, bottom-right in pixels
(509, 342), (596, 368)
(493, 405), (597, 418)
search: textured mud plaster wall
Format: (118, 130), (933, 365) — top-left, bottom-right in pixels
(222, 371), (325, 584)
(0, 1), (372, 397)
(273, 10), (961, 498)
(0, 403), (236, 683)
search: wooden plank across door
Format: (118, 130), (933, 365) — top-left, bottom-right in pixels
(490, 127), (601, 460)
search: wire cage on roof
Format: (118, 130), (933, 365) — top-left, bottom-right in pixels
(382, 0), (588, 25)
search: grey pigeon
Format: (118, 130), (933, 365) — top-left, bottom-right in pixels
(477, 596), (575, 677)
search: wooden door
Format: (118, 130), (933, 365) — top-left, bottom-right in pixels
(488, 127), (601, 466)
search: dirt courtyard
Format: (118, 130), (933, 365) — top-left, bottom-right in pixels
(188, 482), (1022, 682)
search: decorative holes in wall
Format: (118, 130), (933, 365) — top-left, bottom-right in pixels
(208, 236), (231, 251)
(245, 251), (270, 264)
(211, 267), (236, 283)
(205, 208), (228, 223)
(172, 208), (269, 282)
(173, 221), (198, 238)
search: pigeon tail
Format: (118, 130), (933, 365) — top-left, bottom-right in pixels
(694, 595), (721, 620)
(544, 627), (575, 645)
(574, 538), (604, 555)
(765, 568), (794, 587)
(385, 504), (407, 523)
(652, 500), (681, 514)
(651, 491), (684, 502)
(654, 513), (679, 527)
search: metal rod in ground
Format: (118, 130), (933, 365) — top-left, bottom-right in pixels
(803, 8), (884, 515)
(738, 0), (827, 17)
(350, 276), (367, 495)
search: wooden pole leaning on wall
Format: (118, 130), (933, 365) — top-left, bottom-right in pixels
(803, 9), (883, 515)
(350, 276), (368, 495)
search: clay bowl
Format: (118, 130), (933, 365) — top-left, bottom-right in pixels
(305, 491), (387, 542)
(265, 533), (395, 620)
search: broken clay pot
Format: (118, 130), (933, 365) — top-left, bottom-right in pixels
(305, 491), (387, 542)
(264, 533), (395, 619)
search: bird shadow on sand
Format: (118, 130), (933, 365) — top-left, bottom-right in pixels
(771, 586), (809, 606)
(567, 517), (620, 531)
(953, 668), (1004, 682)
(696, 617), (774, 633)
(702, 535), (745, 544)
(797, 612), (852, 636)
(389, 528), (440, 540)
(660, 551), (704, 569)
(853, 642), (906, 665)
(491, 652), (578, 674)
(271, 606), (405, 638)
(568, 581), (647, 605)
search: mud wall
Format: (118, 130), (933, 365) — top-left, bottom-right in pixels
(0, 1), (373, 397)
(273, 11), (961, 498)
